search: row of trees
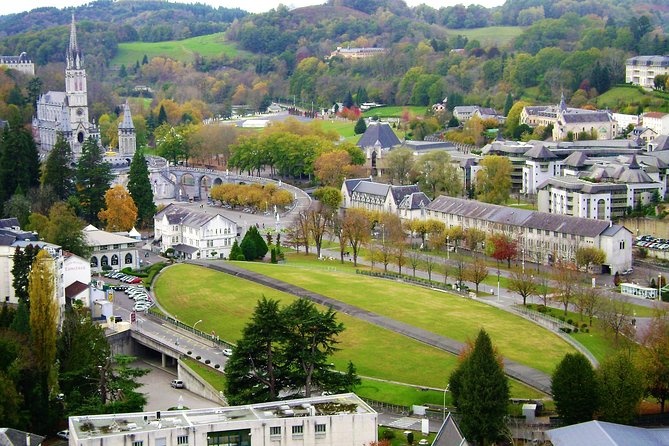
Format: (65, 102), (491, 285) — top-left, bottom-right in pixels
(209, 183), (293, 211)
(224, 297), (359, 404)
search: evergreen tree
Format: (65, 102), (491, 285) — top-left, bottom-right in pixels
(0, 123), (40, 206)
(343, 91), (354, 109)
(597, 352), (644, 424)
(75, 137), (112, 225)
(42, 134), (74, 200)
(127, 149), (156, 227)
(240, 230), (258, 261)
(3, 192), (31, 228)
(119, 64), (128, 78)
(354, 117), (367, 135)
(0, 303), (15, 328)
(9, 299), (30, 334)
(157, 105), (168, 125)
(251, 226), (268, 258)
(134, 60), (140, 73)
(142, 54), (149, 65)
(552, 353), (599, 425)
(12, 245), (40, 304)
(503, 92), (514, 116)
(229, 239), (243, 260)
(450, 329), (509, 445)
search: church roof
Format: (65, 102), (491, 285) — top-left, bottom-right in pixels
(356, 122), (401, 149)
(119, 100), (134, 130)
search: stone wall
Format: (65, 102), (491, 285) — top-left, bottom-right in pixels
(177, 359), (228, 406)
(621, 217), (669, 239)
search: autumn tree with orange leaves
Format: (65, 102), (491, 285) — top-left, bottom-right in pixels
(98, 185), (138, 232)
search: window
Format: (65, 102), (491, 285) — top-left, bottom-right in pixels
(113, 244), (120, 249)
(207, 430), (251, 446)
(292, 425), (303, 436)
(270, 426), (281, 436)
(177, 436), (188, 445)
(315, 424), (326, 434)
(125, 253), (133, 264)
(90, 256), (98, 267)
(132, 441), (143, 446)
(101, 255), (109, 267)
(111, 254), (119, 266)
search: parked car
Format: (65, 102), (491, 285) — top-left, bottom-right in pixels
(133, 303), (151, 312)
(170, 379), (184, 388)
(222, 348), (233, 357)
(57, 430), (69, 441)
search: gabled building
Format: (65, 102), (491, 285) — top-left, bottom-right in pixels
(0, 428), (44, 446)
(83, 225), (140, 272)
(548, 419), (669, 446)
(643, 111), (669, 136)
(356, 122), (401, 175)
(420, 195), (631, 274)
(154, 204), (238, 260)
(341, 178), (423, 215)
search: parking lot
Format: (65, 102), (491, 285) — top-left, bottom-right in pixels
(635, 235), (669, 252)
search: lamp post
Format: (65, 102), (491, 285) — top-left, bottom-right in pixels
(497, 264), (501, 302)
(659, 274), (662, 300)
(193, 319), (203, 331)
(443, 384), (450, 420)
(447, 235), (450, 260)
(522, 248), (525, 273)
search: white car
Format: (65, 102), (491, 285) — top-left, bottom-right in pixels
(57, 430), (69, 441)
(222, 348), (233, 357)
(133, 303), (151, 312)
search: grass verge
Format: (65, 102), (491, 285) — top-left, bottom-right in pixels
(182, 357), (226, 391)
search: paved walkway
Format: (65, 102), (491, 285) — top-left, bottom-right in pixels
(190, 260), (552, 394)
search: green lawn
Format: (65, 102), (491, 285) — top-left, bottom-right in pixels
(182, 357), (227, 391)
(233, 259), (576, 374)
(155, 264), (545, 401)
(363, 106), (427, 119)
(444, 26), (525, 46)
(112, 32), (242, 66)
(317, 119), (357, 138)
(596, 85), (669, 113)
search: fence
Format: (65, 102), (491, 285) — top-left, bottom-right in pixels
(148, 310), (234, 349)
(361, 397), (410, 415)
(355, 269), (470, 297)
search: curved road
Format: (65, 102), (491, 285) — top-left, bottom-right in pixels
(189, 260), (552, 394)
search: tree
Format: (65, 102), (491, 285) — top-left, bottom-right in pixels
(476, 155), (512, 204)
(575, 247), (606, 272)
(343, 91), (354, 109)
(342, 209), (370, 266)
(354, 117), (367, 135)
(503, 92), (514, 116)
(240, 226), (268, 261)
(465, 258), (488, 295)
(229, 239), (243, 260)
(384, 147), (415, 185)
(314, 150), (363, 187)
(486, 233), (517, 268)
(4, 192), (32, 228)
(464, 228), (485, 252)
(11, 244), (40, 304)
(41, 134), (74, 200)
(98, 185), (139, 232)
(127, 149), (156, 227)
(551, 353), (598, 425)
(225, 297), (285, 404)
(76, 137), (112, 225)
(313, 187), (342, 214)
(638, 313), (669, 413)
(597, 352), (644, 424)
(283, 298), (345, 397)
(505, 101), (529, 138)
(307, 207), (328, 259)
(412, 151), (462, 197)
(600, 298), (634, 345)
(508, 269), (538, 306)
(574, 286), (602, 326)
(552, 263), (579, 316)
(450, 329), (509, 445)
(29, 202), (90, 258)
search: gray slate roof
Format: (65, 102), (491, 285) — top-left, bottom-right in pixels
(651, 135), (669, 151)
(173, 243), (199, 254)
(0, 218), (20, 228)
(547, 420), (669, 446)
(0, 428), (44, 446)
(155, 204), (237, 228)
(398, 191), (431, 210)
(432, 413), (468, 446)
(524, 144), (557, 159)
(563, 151), (588, 167)
(356, 122), (401, 149)
(561, 111), (612, 123)
(343, 177), (370, 195)
(428, 196), (613, 238)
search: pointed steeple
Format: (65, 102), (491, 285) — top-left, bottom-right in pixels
(66, 14), (82, 70)
(119, 100), (134, 130)
(559, 91), (567, 112)
(628, 154), (640, 170)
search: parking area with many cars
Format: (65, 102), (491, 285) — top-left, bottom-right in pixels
(635, 235), (669, 253)
(102, 271), (155, 313)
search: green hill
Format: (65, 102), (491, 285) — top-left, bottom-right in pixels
(111, 32), (242, 66)
(444, 26), (525, 47)
(596, 85), (669, 113)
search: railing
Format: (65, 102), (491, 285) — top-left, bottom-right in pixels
(361, 398), (410, 415)
(147, 309), (234, 349)
(355, 269), (469, 296)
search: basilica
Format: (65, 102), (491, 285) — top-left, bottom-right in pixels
(32, 15), (136, 158)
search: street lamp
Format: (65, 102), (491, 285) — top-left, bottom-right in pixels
(522, 248), (525, 273)
(443, 384), (450, 420)
(497, 265), (501, 302)
(447, 235), (450, 260)
(659, 274), (662, 300)
(193, 319), (203, 331)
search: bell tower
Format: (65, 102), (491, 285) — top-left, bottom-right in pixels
(65, 14), (90, 149)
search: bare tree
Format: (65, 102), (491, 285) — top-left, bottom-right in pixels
(465, 258), (489, 295)
(455, 256), (467, 290)
(424, 254), (435, 281)
(508, 269), (538, 306)
(307, 207), (328, 259)
(330, 214), (347, 264)
(342, 209), (370, 266)
(295, 211), (311, 255)
(537, 275), (550, 307)
(574, 286), (603, 326)
(394, 242), (407, 275)
(553, 263), (580, 316)
(409, 250), (420, 277)
(380, 242), (392, 272)
(600, 298), (634, 345)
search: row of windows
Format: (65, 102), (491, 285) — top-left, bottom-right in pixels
(269, 424), (326, 436)
(90, 253), (133, 267)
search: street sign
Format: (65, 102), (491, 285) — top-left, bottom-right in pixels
(131, 312), (136, 323)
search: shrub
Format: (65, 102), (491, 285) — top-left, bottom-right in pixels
(584, 328), (589, 333)
(196, 355), (201, 360)
(236, 254), (246, 261)
(573, 328), (578, 333)
(214, 364), (220, 369)
(567, 319), (573, 325)
(581, 324), (588, 329)
(205, 359), (211, 364)
(380, 429), (395, 440)
(558, 316), (566, 322)
(187, 351), (192, 355)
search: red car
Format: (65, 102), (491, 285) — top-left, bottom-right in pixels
(130, 277), (143, 284)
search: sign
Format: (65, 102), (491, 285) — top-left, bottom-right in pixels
(131, 312), (136, 323)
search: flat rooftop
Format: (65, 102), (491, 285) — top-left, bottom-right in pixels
(70, 393), (374, 440)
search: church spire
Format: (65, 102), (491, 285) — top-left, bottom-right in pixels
(119, 100), (135, 130)
(559, 91), (567, 112)
(66, 14), (82, 70)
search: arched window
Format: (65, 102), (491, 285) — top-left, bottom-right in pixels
(90, 256), (98, 267)
(111, 254), (119, 266)
(101, 255), (109, 267)
(125, 253), (133, 264)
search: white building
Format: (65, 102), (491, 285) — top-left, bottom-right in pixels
(0, 52), (35, 76)
(419, 196), (632, 275)
(626, 55), (669, 89)
(69, 393), (377, 446)
(643, 112), (669, 136)
(611, 113), (641, 135)
(341, 178), (427, 215)
(63, 252), (91, 306)
(154, 204), (239, 260)
(32, 15), (100, 157)
(83, 225), (140, 273)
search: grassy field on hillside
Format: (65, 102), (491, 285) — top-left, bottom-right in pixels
(444, 26), (524, 46)
(233, 258), (576, 374)
(596, 85), (669, 113)
(362, 106), (427, 119)
(112, 32), (241, 66)
(154, 264), (545, 402)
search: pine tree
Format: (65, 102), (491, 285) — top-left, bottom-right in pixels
(75, 137), (112, 225)
(157, 105), (168, 125)
(229, 239), (243, 260)
(119, 64), (128, 78)
(503, 92), (514, 116)
(12, 245), (40, 304)
(343, 91), (354, 109)
(252, 227), (268, 259)
(142, 54), (149, 65)
(451, 329), (509, 445)
(354, 117), (367, 135)
(42, 134), (74, 200)
(552, 353), (599, 425)
(9, 299), (30, 334)
(240, 231), (257, 261)
(127, 149), (156, 228)
(0, 123), (40, 205)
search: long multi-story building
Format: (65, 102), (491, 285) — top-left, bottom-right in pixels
(341, 177), (429, 215)
(69, 394), (377, 446)
(412, 195), (631, 274)
(626, 55), (669, 88)
(0, 52), (35, 75)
